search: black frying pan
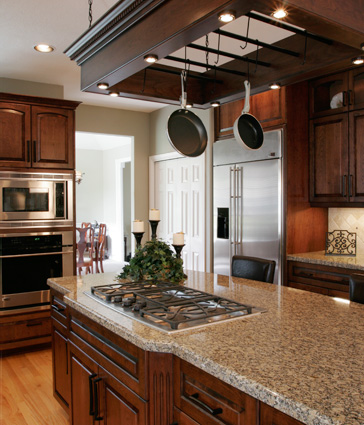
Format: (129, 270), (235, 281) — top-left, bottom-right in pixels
(233, 80), (264, 150)
(167, 71), (208, 157)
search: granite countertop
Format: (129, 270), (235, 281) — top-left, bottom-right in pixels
(287, 251), (364, 271)
(48, 271), (364, 425)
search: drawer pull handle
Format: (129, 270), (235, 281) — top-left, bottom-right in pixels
(189, 393), (223, 416)
(93, 377), (103, 421)
(89, 373), (97, 416)
(299, 272), (314, 278)
(51, 304), (65, 312)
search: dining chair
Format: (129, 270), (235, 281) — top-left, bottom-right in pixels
(231, 255), (276, 283)
(349, 274), (364, 304)
(94, 223), (107, 273)
(76, 226), (95, 275)
(81, 222), (92, 252)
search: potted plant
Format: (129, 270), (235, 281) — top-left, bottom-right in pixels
(117, 239), (186, 284)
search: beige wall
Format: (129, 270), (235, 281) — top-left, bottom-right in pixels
(76, 104), (150, 233)
(0, 77), (63, 98)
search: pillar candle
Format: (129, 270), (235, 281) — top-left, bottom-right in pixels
(133, 220), (144, 233)
(173, 232), (184, 245)
(149, 209), (160, 221)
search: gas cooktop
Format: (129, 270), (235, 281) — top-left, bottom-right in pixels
(85, 281), (266, 333)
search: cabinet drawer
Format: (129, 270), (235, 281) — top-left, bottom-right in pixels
(287, 261), (350, 298)
(0, 314), (51, 344)
(174, 357), (257, 425)
(69, 308), (147, 398)
(50, 294), (68, 327)
(173, 407), (200, 424)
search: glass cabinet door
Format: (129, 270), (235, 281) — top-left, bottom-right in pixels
(349, 68), (364, 110)
(309, 72), (348, 118)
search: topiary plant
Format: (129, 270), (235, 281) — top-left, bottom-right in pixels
(117, 239), (186, 284)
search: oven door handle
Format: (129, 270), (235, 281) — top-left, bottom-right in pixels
(0, 251), (73, 259)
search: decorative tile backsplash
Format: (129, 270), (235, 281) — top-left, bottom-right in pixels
(329, 208), (364, 254)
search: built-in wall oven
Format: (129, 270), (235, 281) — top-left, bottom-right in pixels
(0, 231), (73, 309)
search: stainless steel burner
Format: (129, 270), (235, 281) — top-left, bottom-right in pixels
(86, 281), (266, 333)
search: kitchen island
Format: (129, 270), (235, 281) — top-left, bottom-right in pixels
(48, 271), (364, 425)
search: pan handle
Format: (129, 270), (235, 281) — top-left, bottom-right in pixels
(180, 70), (187, 109)
(242, 80), (251, 114)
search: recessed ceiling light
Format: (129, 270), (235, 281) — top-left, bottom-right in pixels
(97, 82), (109, 90)
(272, 9), (287, 19)
(218, 10), (235, 23)
(269, 83), (281, 90)
(144, 54), (158, 63)
(352, 56), (364, 65)
(34, 44), (54, 53)
(211, 101), (220, 107)
(109, 92), (119, 97)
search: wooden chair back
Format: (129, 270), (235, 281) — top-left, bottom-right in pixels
(76, 227), (95, 275)
(96, 223), (107, 273)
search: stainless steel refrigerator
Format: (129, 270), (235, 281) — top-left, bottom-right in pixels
(213, 129), (283, 285)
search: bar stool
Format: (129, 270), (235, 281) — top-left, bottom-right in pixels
(231, 255), (276, 283)
(349, 274), (364, 304)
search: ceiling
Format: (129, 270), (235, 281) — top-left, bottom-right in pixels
(0, 0), (167, 112)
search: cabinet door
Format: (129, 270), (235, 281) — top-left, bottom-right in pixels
(349, 110), (364, 202)
(309, 72), (348, 118)
(249, 86), (286, 128)
(52, 319), (70, 411)
(260, 402), (305, 425)
(98, 365), (147, 425)
(0, 102), (31, 167)
(348, 67), (364, 111)
(31, 106), (74, 169)
(214, 99), (242, 140)
(69, 342), (98, 425)
(309, 114), (349, 203)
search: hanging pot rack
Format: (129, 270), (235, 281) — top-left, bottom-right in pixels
(165, 56), (248, 77)
(187, 43), (271, 67)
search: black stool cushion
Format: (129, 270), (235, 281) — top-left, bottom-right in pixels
(231, 255), (276, 283)
(349, 274), (364, 304)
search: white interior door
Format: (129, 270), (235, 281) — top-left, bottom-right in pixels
(153, 155), (205, 272)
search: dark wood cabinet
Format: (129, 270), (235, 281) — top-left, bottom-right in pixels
(310, 109), (364, 205)
(287, 260), (355, 298)
(0, 307), (51, 352)
(51, 292), (70, 413)
(309, 67), (364, 118)
(214, 87), (286, 140)
(173, 357), (257, 425)
(260, 403), (305, 425)
(309, 67), (364, 206)
(0, 93), (79, 170)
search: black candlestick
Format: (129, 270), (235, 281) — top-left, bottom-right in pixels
(132, 232), (144, 248)
(173, 244), (185, 259)
(149, 220), (160, 240)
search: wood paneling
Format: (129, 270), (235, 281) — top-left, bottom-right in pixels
(285, 81), (328, 256)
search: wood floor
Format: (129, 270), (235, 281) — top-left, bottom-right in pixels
(0, 347), (69, 425)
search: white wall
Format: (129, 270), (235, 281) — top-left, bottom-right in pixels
(76, 143), (131, 260)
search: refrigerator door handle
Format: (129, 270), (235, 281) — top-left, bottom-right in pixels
(230, 166), (235, 260)
(236, 166), (243, 254)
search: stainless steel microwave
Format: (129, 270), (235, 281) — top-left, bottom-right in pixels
(0, 172), (73, 225)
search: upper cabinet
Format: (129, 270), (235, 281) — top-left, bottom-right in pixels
(309, 67), (364, 206)
(0, 93), (80, 170)
(214, 87), (286, 140)
(309, 67), (364, 118)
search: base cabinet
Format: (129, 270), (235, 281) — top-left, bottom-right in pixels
(51, 289), (309, 425)
(287, 260), (354, 298)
